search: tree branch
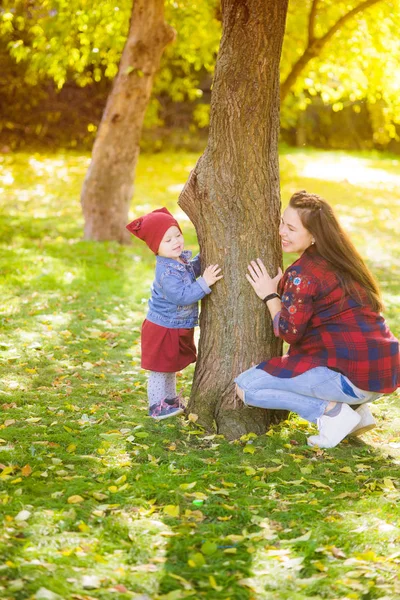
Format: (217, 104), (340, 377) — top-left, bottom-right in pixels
(308, 0), (319, 43)
(319, 0), (383, 46)
(281, 0), (384, 102)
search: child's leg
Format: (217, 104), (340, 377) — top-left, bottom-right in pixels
(147, 371), (169, 407)
(164, 372), (177, 400)
(147, 371), (183, 420)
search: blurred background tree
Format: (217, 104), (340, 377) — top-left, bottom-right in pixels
(1, 0), (399, 152)
(281, 0), (400, 150)
(0, 0), (220, 149)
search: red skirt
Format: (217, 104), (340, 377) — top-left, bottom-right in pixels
(141, 320), (197, 372)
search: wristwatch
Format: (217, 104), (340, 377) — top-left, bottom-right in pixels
(262, 293), (280, 304)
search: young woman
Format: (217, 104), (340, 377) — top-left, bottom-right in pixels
(235, 191), (399, 448)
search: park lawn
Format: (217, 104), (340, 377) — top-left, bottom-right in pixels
(0, 148), (399, 600)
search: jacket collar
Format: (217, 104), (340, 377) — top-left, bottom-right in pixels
(156, 250), (193, 271)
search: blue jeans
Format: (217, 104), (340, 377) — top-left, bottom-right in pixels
(235, 366), (381, 423)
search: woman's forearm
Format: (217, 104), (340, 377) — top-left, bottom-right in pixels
(265, 297), (282, 321)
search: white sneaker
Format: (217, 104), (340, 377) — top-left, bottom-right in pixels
(307, 404), (361, 448)
(348, 404), (376, 437)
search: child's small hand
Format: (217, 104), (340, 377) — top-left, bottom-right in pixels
(203, 264), (223, 287)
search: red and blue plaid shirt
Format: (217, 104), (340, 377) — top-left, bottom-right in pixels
(259, 247), (399, 393)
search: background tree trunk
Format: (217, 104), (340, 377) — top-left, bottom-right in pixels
(179, 0), (289, 439)
(81, 0), (175, 242)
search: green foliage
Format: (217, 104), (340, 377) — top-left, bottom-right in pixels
(0, 148), (399, 598)
(0, 0), (221, 127)
(2, 0), (400, 144)
(1, 0), (129, 88)
(281, 0), (400, 142)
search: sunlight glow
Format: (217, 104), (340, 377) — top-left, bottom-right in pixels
(300, 156), (400, 188)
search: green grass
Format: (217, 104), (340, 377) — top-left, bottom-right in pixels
(0, 148), (399, 600)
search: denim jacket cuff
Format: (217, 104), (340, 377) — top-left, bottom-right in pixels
(196, 276), (211, 295)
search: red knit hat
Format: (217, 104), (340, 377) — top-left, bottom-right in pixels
(126, 207), (182, 254)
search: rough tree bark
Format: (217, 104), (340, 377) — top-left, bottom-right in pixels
(81, 0), (175, 242)
(179, 0), (289, 440)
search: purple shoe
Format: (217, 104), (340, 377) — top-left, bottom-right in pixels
(149, 400), (184, 421)
(164, 391), (184, 410)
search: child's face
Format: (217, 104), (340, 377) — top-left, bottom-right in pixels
(158, 226), (184, 259)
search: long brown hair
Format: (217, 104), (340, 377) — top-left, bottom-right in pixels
(289, 190), (383, 312)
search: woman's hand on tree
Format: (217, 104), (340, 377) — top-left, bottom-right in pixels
(246, 259), (283, 299)
(203, 264), (223, 287)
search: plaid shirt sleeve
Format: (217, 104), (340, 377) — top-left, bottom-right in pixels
(277, 271), (319, 345)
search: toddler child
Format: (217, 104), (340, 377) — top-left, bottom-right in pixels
(126, 207), (222, 420)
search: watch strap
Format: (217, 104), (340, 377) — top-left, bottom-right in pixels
(262, 292), (281, 304)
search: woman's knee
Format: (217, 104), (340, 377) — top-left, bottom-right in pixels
(235, 383), (245, 403)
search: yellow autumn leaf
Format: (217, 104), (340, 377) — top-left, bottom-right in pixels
(0, 466), (15, 478)
(209, 575), (223, 591)
(67, 495), (84, 504)
(355, 550), (380, 561)
(264, 465), (283, 473)
(383, 478), (396, 489)
(240, 432), (257, 443)
(179, 481), (197, 490)
(243, 444), (256, 454)
(245, 467), (256, 476)
(339, 466), (353, 473)
(336, 491), (358, 499)
(225, 534), (245, 542)
(310, 480), (333, 490)
(188, 552), (205, 567)
(21, 464), (32, 477)
(186, 491), (208, 500)
(164, 505), (180, 517)
(188, 413), (198, 422)
(183, 509), (205, 522)
(66, 443), (76, 453)
(108, 486), (118, 493)
(92, 492), (108, 501)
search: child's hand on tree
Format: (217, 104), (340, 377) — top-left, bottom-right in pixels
(203, 264), (223, 287)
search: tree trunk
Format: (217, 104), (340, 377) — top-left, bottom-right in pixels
(179, 0), (289, 439)
(81, 0), (175, 242)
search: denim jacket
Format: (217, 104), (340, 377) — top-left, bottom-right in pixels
(146, 250), (211, 329)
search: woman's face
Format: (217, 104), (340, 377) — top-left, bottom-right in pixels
(279, 206), (314, 255)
